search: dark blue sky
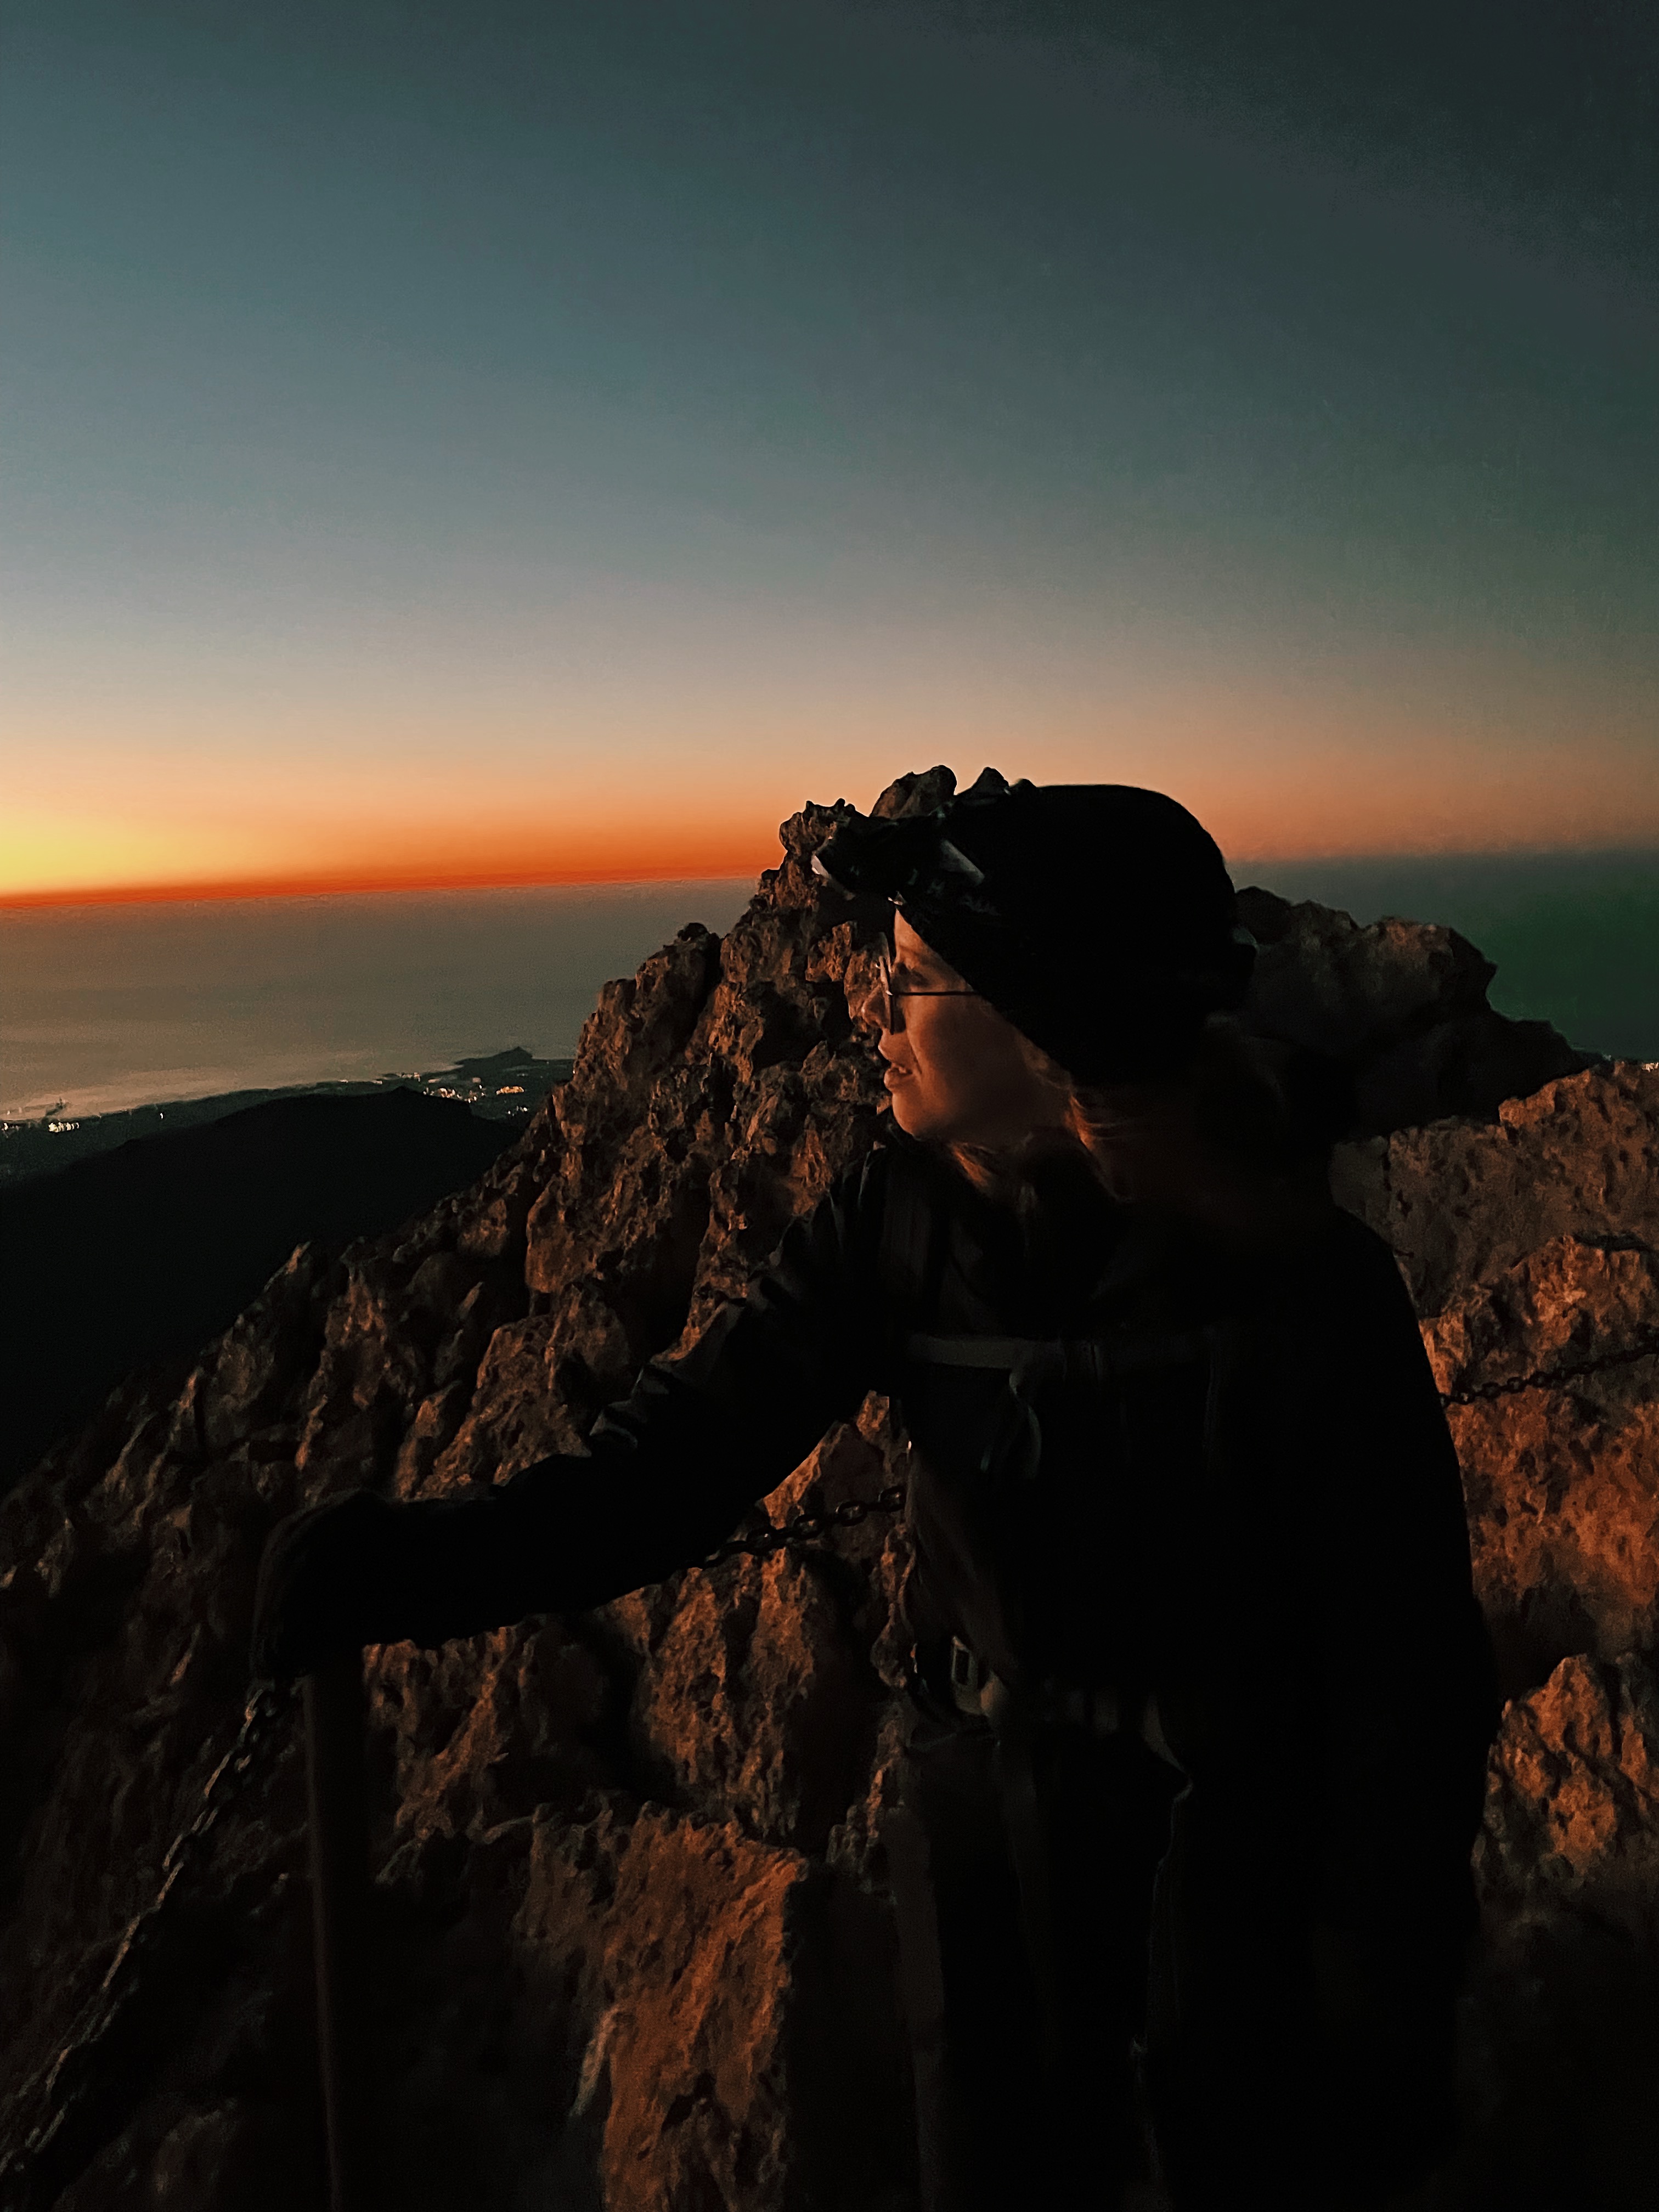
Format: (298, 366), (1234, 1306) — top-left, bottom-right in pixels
(4, 0), (1656, 894)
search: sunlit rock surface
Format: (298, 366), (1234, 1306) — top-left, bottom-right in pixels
(1418, 1233), (1659, 1688)
(2, 769), (1656, 2209)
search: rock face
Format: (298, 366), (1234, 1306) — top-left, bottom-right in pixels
(1234, 883), (1590, 1136)
(1, 768), (1656, 2210)
(1420, 1230), (1659, 1690)
(1333, 1066), (1659, 2208)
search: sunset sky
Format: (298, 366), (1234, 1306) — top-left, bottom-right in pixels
(4, 0), (1656, 903)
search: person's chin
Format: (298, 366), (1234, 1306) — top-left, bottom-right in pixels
(887, 1084), (948, 1142)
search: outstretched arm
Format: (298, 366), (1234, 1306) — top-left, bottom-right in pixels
(252, 1143), (898, 1678)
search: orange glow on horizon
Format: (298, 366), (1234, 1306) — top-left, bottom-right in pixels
(10, 798), (1659, 907)
(0, 838), (782, 910)
(7, 707), (1658, 907)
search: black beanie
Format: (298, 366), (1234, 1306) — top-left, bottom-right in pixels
(814, 768), (1255, 1085)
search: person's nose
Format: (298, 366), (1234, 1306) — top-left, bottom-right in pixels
(855, 960), (901, 1035)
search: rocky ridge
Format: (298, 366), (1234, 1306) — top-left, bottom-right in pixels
(1, 768), (1655, 2210)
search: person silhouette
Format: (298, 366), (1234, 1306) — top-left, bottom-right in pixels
(253, 770), (1497, 2211)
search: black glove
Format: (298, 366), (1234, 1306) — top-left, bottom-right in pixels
(250, 1487), (426, 1683)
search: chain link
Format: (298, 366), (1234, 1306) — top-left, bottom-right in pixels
(701, 1481), (909, 1566)
(6, 1314), (1659, 2204)
(0, 1681), (297, 2212)
(1437, 1322), (1659, 1408)
(701, 1322), (1659, 1572)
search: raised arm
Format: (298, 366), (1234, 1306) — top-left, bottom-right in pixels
(251, 1142), (899, 1679)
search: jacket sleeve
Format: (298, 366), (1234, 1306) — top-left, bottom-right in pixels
(389, 1143), (898, 1639)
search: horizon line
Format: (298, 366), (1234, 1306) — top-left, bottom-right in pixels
(0, 856), (778, 911)
(6, 838), (1659, 912)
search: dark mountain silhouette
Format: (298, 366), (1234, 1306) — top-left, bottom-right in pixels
(0, 1087), (516, 1494)
(0, 1048), (571, 1181)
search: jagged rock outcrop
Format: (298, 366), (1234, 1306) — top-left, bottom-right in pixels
(2, 768), (1656, 2211)
(1333, 1065), (1659, 2208)
(1436, 1652), (1659, 2211)
(1479, 1651), (1659, 1938)
(1333, 1064), (1659, 1316)
(1234, 884), (1591, 1136)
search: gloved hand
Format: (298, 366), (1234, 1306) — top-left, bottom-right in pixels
(250, 1487), (422, 1683)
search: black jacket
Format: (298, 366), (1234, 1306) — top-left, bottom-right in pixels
(392, 1120), (1494, 1935)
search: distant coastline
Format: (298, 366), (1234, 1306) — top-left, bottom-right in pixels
(0, 1047), (573, 1183)
(0, 876), (755, 1125)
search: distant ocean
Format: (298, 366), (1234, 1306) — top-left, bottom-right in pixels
(4, 853), (1658, 1121)
(0, 881), (754, 1120)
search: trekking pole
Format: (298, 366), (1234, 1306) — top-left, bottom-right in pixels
(303, 1651), (375, 2212)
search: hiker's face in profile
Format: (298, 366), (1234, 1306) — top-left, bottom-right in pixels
(867, 911), (1070, 1146)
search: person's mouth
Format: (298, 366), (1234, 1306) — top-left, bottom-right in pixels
(882, 1062), (913, 1087)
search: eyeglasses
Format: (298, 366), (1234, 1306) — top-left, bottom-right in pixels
(867, 947), (980, 1032)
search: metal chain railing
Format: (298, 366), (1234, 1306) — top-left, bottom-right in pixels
(0, 1680), (297, 2212)
(1436, 1321), (1659, 1408)
(695, 1322), (1659, 1568)
(699, 1481), (909, 1566)
(4, 1316), (1658, 2205)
